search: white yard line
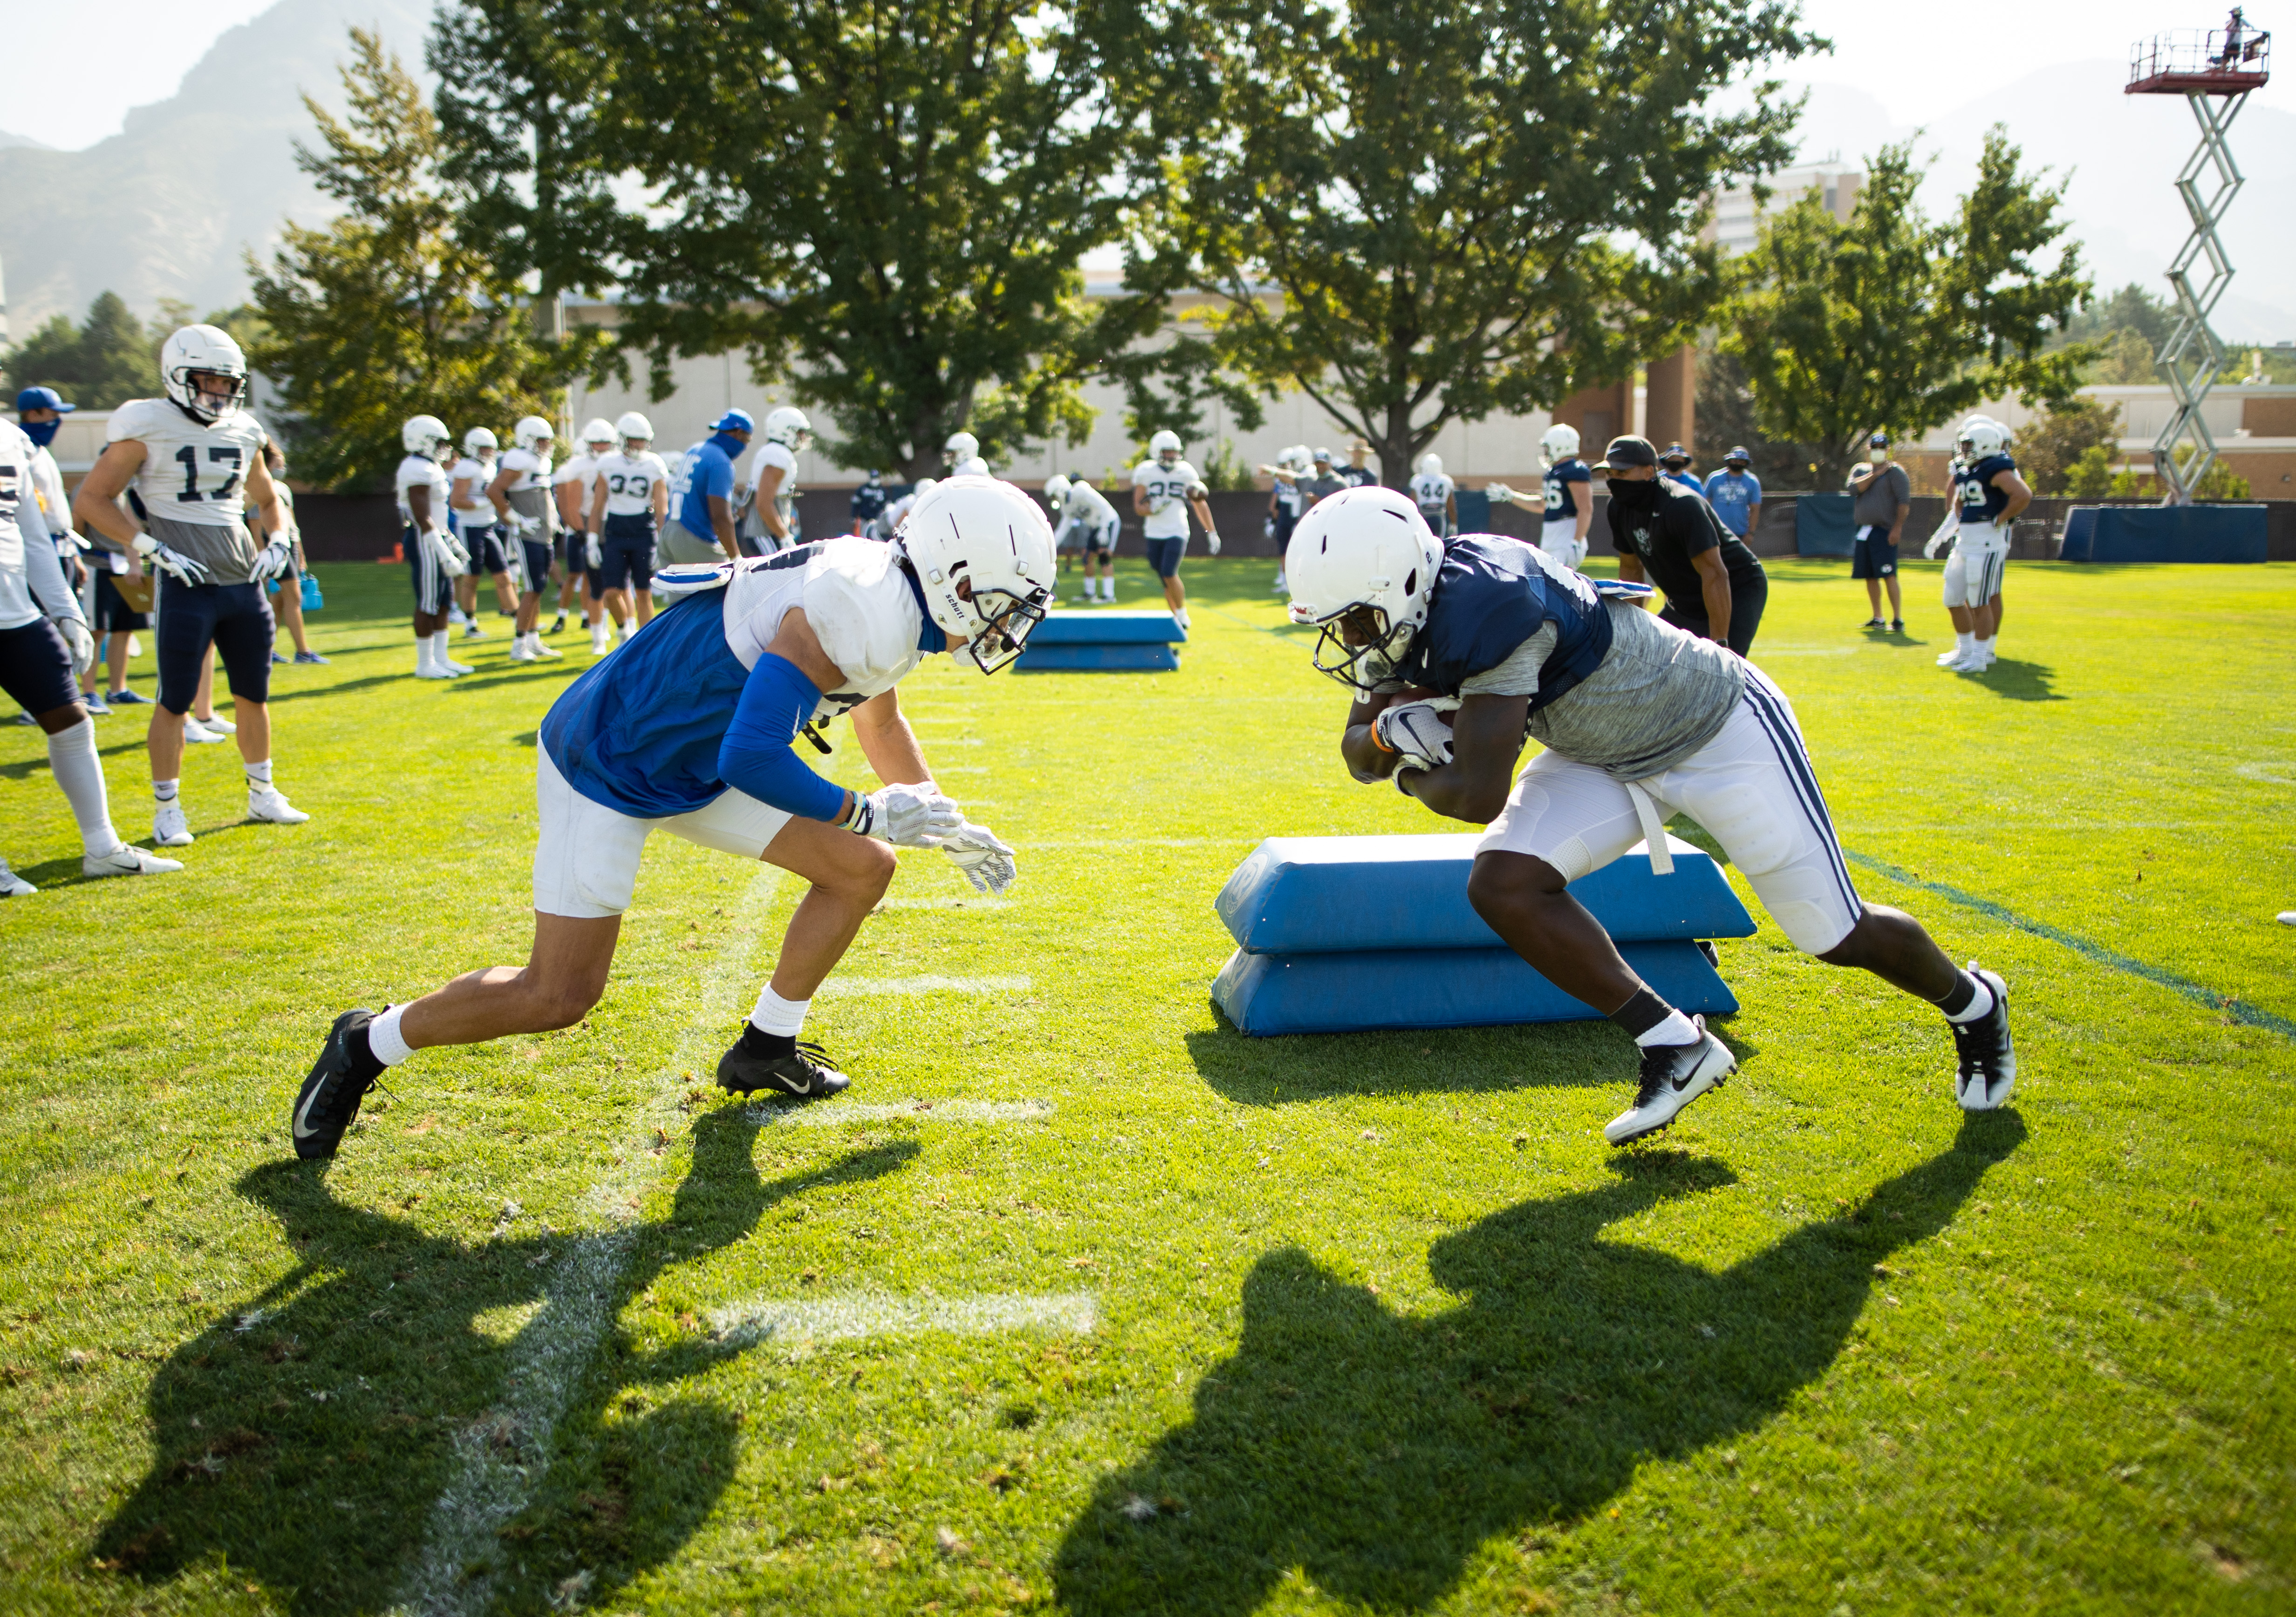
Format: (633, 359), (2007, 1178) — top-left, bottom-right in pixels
(750, 1098), (1054, 1127)
(392, 864), (786, 1617)
(815, 975), (1032, 996)
(873, 895), (1010, 912)
(710, 1290), (1097, 1349)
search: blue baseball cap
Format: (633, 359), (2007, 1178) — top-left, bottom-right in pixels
(14, 387), (75, 415)
(711, 408), (756, 433)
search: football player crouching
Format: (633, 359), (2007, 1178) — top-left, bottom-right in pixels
(1285, 488), (2016, 1145)
(290, 477), (1053, 1159)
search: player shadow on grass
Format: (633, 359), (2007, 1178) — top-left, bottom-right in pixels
(91, 1109), (915, 1615)
(1955, 658), (2064, 702)
(1054, 1112), (2023, 1616)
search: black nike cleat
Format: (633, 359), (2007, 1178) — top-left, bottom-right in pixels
(1604, 1016), (1736, 1145)
(716, 1032), (850, 1100)
(293, 1009), (381, 1160)
(1951, 964), (2016, 1110)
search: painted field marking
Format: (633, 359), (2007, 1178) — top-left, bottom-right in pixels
(710, 1290), (1096, 1349)
(873, 894), (1010, 911)
(1845, 850), (2296, 1044)
(393, 864), (786, 1617)
(750, 1098), (1054, 1128)
(1030, 836), (1244, 850)
(2235, 760), (2295, 785)
(815, 975), (1032, 996)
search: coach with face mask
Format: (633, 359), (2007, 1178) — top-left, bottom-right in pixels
(1601, 434), (1768, 655)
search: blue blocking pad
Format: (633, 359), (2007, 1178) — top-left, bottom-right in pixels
(1013, 642), (1180, 672)
(1215, 834), (1755, 952)
(1212, 940), (1739, 1036)
(1026, 612), (1189, 645)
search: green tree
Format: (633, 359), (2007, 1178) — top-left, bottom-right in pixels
(2087, 326), (2158, 385)
(431, 0), (1243, 480)
(2062, 443), (2118, 498)
(1726, 129), (2092, 486)
(0, 291), (162, 408)
(2049, 280), (2173, 355)
(2018, 396), (2121, 495)
(248, 29), (607, 491)
(1174, 0), (1817, 487)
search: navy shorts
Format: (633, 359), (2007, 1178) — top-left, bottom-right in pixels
(1145, 536), (1184, 579)
(598, 513), (657, 592)
(464, 525), (511, 575)
(408, 525), (454, 615)
(1851, 531), (1898, 580)
(521, 539), (554, 591)
(1085, 522), (1118, 557)
(559, 531), (589, 575)
(0, 618), (79, 717)
(93, 571), (150, 633)
(156, 579), (275, 713)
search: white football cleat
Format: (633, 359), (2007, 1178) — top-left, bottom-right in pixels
(153, 802), (194, 847)
(248, 785), (311, 825)
(527, 637), (561, 659)
(443, 654), (475, 675)
(1605, 1018), (1736, 1146)
(0, 859), (36, 897)
(84, 844), (184, 879)
(1946, 650), (1986, 673)
(199, 716), (238, 735)
(509, 639), (535, 662)
(181, 717), (225, 744)
(415, 663), (458, 679)
(1936, 646), (1965, 666)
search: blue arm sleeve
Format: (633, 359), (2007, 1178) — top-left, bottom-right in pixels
(718, 653), (849, 821)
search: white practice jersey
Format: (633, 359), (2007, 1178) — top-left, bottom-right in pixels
(1132, 459), (1200, 540)
(449, 455), (500, 524)
(555, 453), (602, 526)
(1410, 471), (1455, 526)
(109, 396), (268, 531)
(720, 536), (929, 719)
(1056, 481), (1119, 542)
(0, 420), (80, 632)
(751, 440), (800, 532)
(28, 443), (75, 555)
(396, 453), (452, 527)
(595, 449), (670, 518)
(497, 445), (554, 528)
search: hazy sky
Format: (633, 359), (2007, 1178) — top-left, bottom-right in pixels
(2, 0), (2286, 149)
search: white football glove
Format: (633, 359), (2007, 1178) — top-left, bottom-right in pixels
(421, 525), (469, 578)
(1922, 519), (1957, 560)
(1484, 482), (1521, 506)
(842, 781), (964, 848)
(55, 617), (95, 678)
(133, 533), (210, 586)
(1374, 696), (1460, 771)
(941, 821), (1017, 895)
(248, 537), (295, 583)
(1205, 529), (1222, 556)
(585, 532), (603, 570)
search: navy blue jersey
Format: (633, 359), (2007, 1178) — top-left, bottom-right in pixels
(851, 482), (888, 523)
(1953, 453), (2018, 526)
(1394, 533), (1614, 713)
(1337, 465), (1379, 489)
(1543, 459), (1592, 520)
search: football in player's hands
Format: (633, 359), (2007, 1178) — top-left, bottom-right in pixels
(1374, 695), (1460, 771)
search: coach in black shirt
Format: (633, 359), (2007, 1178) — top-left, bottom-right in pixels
(1599, 434), (1768, 655)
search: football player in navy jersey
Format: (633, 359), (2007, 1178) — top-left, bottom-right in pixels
(289, 479), (1054, 1160)
(1486, 424), (1593, 570)
(1284, 487), (2017, 1146)
(1926, 416), (2029, 672)
(850, 470), (889, 537)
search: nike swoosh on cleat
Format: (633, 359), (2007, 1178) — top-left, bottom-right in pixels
(294, 1051), (338, 1139)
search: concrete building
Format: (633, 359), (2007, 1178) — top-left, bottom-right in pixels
(1704, 160), (1864, 257)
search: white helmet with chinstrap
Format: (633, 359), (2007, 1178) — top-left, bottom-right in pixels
(402, 415), (453, 459)
(614, 411), (653, 446)
(765, 406), (811, 450)
(1419, 452), (1443, 477)
(1539, 423), (1579, 466)
(1043, 474), (1071, 509)
(512, 415), (554, 452)
(1284, 486), (1444, 692)
(1149, 429), (1182, 468)
(942, 430), (979, 467)
(580, 417), (615, 448)
(1957, 416), (2007, 459)
(162, 325), (249, 424)
(898, 476), (1056, 675)
(464, 426), (498, 455)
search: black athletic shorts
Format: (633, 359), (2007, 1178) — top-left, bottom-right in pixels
(0, 618), (79, 717)
(1658, 566), (1769, 657)
(1851, 527), (1898, 580)
(92, 571), (150, 633)
(1145, 536), (1183, 579)
(156, 579), (274, 713)
(598, 513), (657, 592)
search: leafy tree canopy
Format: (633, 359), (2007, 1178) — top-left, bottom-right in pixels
(3, 292), (159, 409)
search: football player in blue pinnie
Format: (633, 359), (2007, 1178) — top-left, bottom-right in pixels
(1283, 488), (2017, 1147)
(1131, 430), (1222, 631)
(1925, 416), (2030, 673)
(289, 477), (1055, 1160)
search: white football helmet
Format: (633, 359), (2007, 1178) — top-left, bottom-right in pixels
(161, 325), (249, 423)
(1043, 474), (1072, 509)
(1540, 423), (1580, 466)
(898, 476), (1057, 675)
(615, 411), (653, 448)
(910, 477), (938, 504)
(1149, 429), (1183, 468)
(943, 430), (979, 467)
(953, 455), (990, 478)
(1419, 452), (1444, 478)
(1285, 486), (1445, 691)
(580, 417), (616, 449)
(1957, 416), (2008, 458)
(403, 415), (453, 459)
(464, 426), (498, 455)
(764, 406), (812, 450)
(512, 415), (554, 453)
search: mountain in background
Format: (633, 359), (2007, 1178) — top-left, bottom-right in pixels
(0, 0), (433, 342)
(0, 131), (55, 152)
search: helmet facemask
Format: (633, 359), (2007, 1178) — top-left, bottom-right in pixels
(173, 366), (247, 424)
(1299, 600), (1417, 693)
(950, 568), (1049, 674)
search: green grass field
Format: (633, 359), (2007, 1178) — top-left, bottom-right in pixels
(2, 553), (2292, 1616)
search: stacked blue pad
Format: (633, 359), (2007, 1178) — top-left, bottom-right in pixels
(1016, 611), (1186, 672)
(1211, 832), (1756, 1036)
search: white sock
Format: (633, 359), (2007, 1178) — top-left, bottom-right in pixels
(1634, 1009), (1699, 1048)
(47, 718), (124, 857)
(1957, 631), (1975, 654)
(1944, 972), (1994, 1023)
(431, 630), (456, 663)
(154, 778), (180, 804)
(416, 635), (434, 673)
(1975, 635), (1996, 657)
(749, 983), (811, 1037)
(369, 1003), (414, 1065)
(246, 759), (273, 788)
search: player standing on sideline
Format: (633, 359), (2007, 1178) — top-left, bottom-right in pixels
(1702, 446), (1763, 548)
(289, 478), (1052, 1157)
(72, 325), (312, 846)
(1659, 444), (1701, 494)
(1411, 452), (1457, 536)
(1486, 424), (1592, 570)
(395, 415), (473, 680)
(1284, 487), (2016, 1144)
(554, 418), (615, 642)
(1131, 430), (1221, 632)
(1265, 446), (1310, 595)
(449, 428), (516, 637)
(1601, 436), (1769, 656)
(1055, 474), (1123, 603)
(850, 469), (888, 538)
(749, 407), (813, 552)
(0, 416), (182, 893)
(590, 412), (670, 644)
(1847, 432), (1910, 633)
(662, 410), (753, 567)
(255, 443), (327, 666)
(1927, 416), (2028, 673)
(488, 415), (561, 662)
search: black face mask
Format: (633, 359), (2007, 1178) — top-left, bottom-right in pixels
(1607, 477), (1661, 509)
